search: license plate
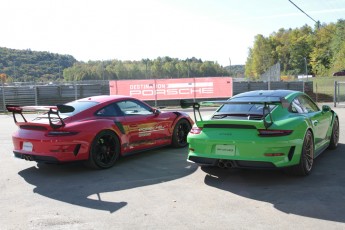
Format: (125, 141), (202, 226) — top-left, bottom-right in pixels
(215, 144), (235, 156)
(22, 142), (33, 152)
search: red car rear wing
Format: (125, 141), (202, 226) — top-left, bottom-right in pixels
(6, 104), (75, 129)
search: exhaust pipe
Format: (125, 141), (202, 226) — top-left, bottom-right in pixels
(225, 161), (234, 168)
(23, 155), (33, 161)
(218, 160), (234, 169)
(218, 160), (226, 168)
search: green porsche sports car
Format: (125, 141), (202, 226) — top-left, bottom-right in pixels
(180, 90), (339, 176)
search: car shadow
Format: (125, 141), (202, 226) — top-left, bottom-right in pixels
(201, 143), (345, 223)
(18, 147), (197, 213)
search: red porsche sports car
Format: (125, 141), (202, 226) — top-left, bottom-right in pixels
(6, 95), (193, 169)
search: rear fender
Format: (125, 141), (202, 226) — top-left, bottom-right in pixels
(171, 112), (193, 131)
(328, 112), (338, 136)
(65, 119), (124, 146)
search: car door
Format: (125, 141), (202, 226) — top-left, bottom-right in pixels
(116, 99), (171, 152)
(297, 95), (332, 151)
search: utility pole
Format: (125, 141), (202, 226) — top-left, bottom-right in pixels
(304, 57), (308, 82)
(229, 57), (231, 76)
(13, 59), (16, 78)
(58, 58), (61, 80)
(102, 60), (105, 81)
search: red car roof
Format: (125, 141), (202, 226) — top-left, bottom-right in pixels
(77, 95), (134, 103)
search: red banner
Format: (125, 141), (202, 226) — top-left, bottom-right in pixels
(109, 77), (232, 100)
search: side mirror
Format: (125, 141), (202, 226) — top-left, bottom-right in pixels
(153, 109), (161, 115)
(322, 105), (331, 112)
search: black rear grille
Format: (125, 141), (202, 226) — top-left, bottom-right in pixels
(20, 125), (47, 131)
(204, 124), (256, 129)
(236, 160), (275, 168)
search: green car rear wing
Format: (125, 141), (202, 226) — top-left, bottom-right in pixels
(180, 97), (290, 129)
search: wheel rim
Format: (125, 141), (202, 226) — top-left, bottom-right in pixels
(176, 122), (189, 145)
(94, 134), (117, 167)
(304, 132), (314, 172)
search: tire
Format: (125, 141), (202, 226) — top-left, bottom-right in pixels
(287, 130), (314, 176)
(86, 130), (120, 169)
(171, 119), (191, 148)
(328, 117), (339, 150)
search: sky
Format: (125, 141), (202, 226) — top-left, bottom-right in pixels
(1, 0), (345, 66)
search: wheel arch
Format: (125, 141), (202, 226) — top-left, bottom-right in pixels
(172, 112), (193, 129)
(306, 127), (315, 143)
(331, 112), (339, 126)
(89, 128), (122, 156)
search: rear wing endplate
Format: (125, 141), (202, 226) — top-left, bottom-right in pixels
(6, 104), (75, 129)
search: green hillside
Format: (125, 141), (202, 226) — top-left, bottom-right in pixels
(0, 47), (76, 82)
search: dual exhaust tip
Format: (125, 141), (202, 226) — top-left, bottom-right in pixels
(217, 160), (234, 169)
(23, 155), (33, 161)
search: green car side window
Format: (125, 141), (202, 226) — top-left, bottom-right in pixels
(290, 98), (304, 113)
(290, 96), (320, 114)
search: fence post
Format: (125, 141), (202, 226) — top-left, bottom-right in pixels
(193, 77), (196, 102)
(315, 83), (318, 103)
(334, 81), (337, 107)
(1, 81), (5, 112)
(302, 81), (305, 93)
(34, 82), (38, 106)
(74, 81), (78, 100)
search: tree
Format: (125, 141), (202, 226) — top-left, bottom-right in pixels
(310, 23), (335, 76)
(331, 41), (345, 73)
(245, 34), (275, 79)
(330, 19), (345, 73)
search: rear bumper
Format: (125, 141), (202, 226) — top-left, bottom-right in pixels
(188, 155), (278, 169)
(11, 133), (89, 162)
(14, 151), (60, 163)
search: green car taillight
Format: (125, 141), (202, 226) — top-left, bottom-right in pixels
(190, 127), (203, 134)
(257, 129), (293, 137)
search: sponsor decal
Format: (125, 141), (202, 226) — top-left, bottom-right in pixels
(110, 77), (232, 100)
(138, 125), (165, 137)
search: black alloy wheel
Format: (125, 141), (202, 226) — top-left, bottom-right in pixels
(287, 130), (314, 176)
(172, 119), (191, 148)
(87, 130), (120, 169)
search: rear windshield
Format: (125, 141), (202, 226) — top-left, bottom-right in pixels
(60, 101), (99, 117)
(218, 103), (276, 114)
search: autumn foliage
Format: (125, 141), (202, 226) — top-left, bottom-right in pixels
(0, 73), (7, 83)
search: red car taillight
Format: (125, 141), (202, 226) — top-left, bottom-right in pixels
(258, 129), (293, 137)
(47, 131), (79, 136)
(190, 127), (203, 134)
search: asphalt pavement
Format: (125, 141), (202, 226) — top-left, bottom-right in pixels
(1, 107), (345, 230)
